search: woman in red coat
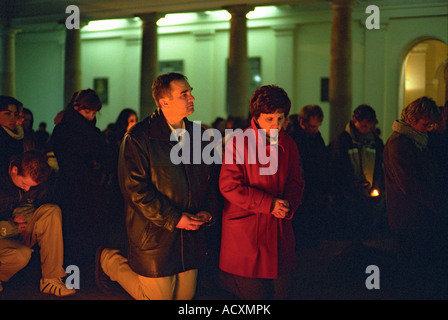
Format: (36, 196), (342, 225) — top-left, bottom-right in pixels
(219, 85), (305, 299)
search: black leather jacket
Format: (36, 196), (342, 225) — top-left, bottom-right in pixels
(118, 109), (219, 277)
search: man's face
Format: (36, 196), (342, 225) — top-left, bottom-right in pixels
(10, 166), (39, 192)
(353, 118), (375, 135)
(0, 104), (19, 130)
(411, 117), (437, 133)
(160, 79), (195, 120)
(299, 116), (322, 135)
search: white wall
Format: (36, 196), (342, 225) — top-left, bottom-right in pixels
(15, 27), (65, 133)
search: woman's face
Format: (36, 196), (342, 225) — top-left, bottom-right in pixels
(256, 111), (285, 137)
(75, 106), (97, 121)
(0, 104), (19, 130)
(127, 114), (137, 131)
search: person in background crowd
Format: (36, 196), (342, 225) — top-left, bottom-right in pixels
(35, 121), (50, 151)
(0, 150), (75, 297)
(383, 96), (447, 299)
(328, 104), (385, 241)
(21, 108), (37, 152)
(51, 89), (114, 288)
(218, 85), (305, 300)
(104, 108), (139, 252)
(290, 105), (330, 250)
(104, 108), (138, 155)
(96, 73), (219, 300)
(0, 96), (24, 172)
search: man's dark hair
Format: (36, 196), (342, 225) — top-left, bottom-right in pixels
(152, 73), (188, 108)
(353, 104), (377, 123)
(298, 104), (324, 122)
(10, 150), (52, 184)
(401, 96), (441, 124)
(250, 85), (291, 119)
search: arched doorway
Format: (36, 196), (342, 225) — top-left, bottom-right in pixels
(399, 39), (447, 114)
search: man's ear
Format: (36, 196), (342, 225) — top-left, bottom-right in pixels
(10, 165), (18, 176)
(159, 98), (168, 108)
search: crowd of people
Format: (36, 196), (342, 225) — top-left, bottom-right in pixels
(0, 72), (447, 300)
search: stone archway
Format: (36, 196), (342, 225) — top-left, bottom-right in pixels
(399, 38), (447, 114)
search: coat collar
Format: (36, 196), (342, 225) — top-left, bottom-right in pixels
(249, 117), (286, 151)
(146, 108), (193, 141)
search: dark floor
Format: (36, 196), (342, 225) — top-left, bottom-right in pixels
(0, 229), (429, 301)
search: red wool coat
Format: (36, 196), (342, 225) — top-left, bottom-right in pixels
(219, 118), (305, 279)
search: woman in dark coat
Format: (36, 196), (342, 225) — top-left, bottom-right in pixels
(51, 89), (113, 286)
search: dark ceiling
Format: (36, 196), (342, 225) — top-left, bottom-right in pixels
(0, 0), (323, 25)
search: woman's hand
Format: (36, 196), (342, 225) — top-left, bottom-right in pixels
(270, 198), (290, 219)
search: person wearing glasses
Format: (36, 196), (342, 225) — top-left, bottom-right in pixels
(383, 96), (447, 299)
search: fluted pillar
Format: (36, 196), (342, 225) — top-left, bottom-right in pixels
(64, 27), (82, 106)
(1, 27), (20, 96)
(225, 5), (254, 118)
(329, 0), (357, 140)
(137, 12), (161, 117)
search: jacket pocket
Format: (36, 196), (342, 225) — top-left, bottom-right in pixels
(138, 221), (175, 251)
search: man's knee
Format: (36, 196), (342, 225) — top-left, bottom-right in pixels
(15, 246), (32, 268)
(36, 204), (62, 221)
(1, 245), (32, 269)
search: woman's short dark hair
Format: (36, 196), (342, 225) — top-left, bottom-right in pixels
(10, 150), (52, 184)
(152, 73), (188, 108)
(249, 85), (291, 119)
(67, 89), (102, 112)
(0, 95), (23, 112)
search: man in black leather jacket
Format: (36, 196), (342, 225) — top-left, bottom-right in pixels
(96, 73), (219, 300)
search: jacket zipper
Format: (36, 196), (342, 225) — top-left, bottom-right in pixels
(181, 229), (185, 271)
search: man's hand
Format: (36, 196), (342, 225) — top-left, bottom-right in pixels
(13, 214), (27, 233)
(270, 198), (290, 219)
(195, 211), (212, 224)
(176, 212), (206, 231)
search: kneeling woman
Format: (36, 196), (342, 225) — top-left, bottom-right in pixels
(219, 85), (305, 300)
